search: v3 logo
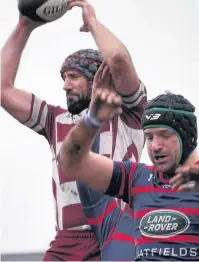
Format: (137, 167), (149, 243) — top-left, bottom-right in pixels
(145, 113), (161, 120)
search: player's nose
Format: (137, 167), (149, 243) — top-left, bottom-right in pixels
(150, 136), (163, 152)
(63, 83), (73, 92)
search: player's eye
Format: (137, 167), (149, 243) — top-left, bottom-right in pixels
(70, 73), (80, 79)
(161, 133), (171, 139)
(146, 136), (153, 141)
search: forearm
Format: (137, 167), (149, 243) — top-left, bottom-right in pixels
(58, 117), (113, 192)
(1, 21), (34, 89)
(58, 117), (99, 176)
(88, 18), (129, 65)
(88, 18), (139, 95)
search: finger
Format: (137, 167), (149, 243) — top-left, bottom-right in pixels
(175, 166), (188, 174)
(114, 95), (122, 106)
(176, 165), (199, 175)
(170, 172), (191, 187)
(93, 62), (105, 85)
(106, 92), (117, 105)
(103, 67), (114, 88)
(80, 24), (89, 32)
(108, 93), (122, 106)
(106, 93), (122, 111)
(178, 168), (199, 183)
(189, 166), (199, 174)
(101, 64), (110, 81)
(80, 25), (84, 32)
(68, 0), (84, 4)
(103, 67), (115, 90)
(67, 1), (85, 9)
(90, 89), (103, 110)
(109, 107), (123, 119)
(70, 0), (87, 3)
(92, 89), (102, 100)
(171, 178), (184, 190)
(93, 89), (107, 104)
(100, 89), (110, 101)
(170, 173), (184, 185)
(177, 182), (196, 192)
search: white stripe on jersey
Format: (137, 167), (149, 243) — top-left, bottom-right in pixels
(25, 96), (43, 128)
(123, 93), (146, 109)
(122, 82), (146, 108)
(33, 104), (48, 132)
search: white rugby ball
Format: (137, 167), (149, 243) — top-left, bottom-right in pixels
(18, 0), (68, 23)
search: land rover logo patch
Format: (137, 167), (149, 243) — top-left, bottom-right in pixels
(139, 209), (190, 238)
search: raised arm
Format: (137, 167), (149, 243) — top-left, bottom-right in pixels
(1, 16), (42, 123)
(68, 0), (140, 96)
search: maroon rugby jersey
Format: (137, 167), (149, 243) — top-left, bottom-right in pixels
(23, 82), (147, 230)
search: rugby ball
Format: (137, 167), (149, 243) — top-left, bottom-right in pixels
(18, 0), (68, 23)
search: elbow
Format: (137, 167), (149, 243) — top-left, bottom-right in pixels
(1, 80), (13, 93)
(1, 76), (13, 90)
(57, 149), (78, 179)
(109, 51), (131, 70)
(1, 83), (12, 105)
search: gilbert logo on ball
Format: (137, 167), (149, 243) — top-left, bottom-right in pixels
(36, 0), (68, 22)
(18, 0), (69, 23)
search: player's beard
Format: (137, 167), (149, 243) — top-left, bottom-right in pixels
(67, 93), (90, 115)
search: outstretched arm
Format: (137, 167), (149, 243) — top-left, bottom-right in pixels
(68, 0), (140, 96)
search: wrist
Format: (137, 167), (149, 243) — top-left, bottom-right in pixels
(87, 17), (99, 32)
(18, 16), (42, 32)
(83, 110), (102, 129)
(17, 21), (35, 34)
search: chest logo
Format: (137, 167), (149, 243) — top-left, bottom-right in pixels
(139, 209), (190, 238)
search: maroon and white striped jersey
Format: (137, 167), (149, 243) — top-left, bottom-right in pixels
(23, 82), (147, 230)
